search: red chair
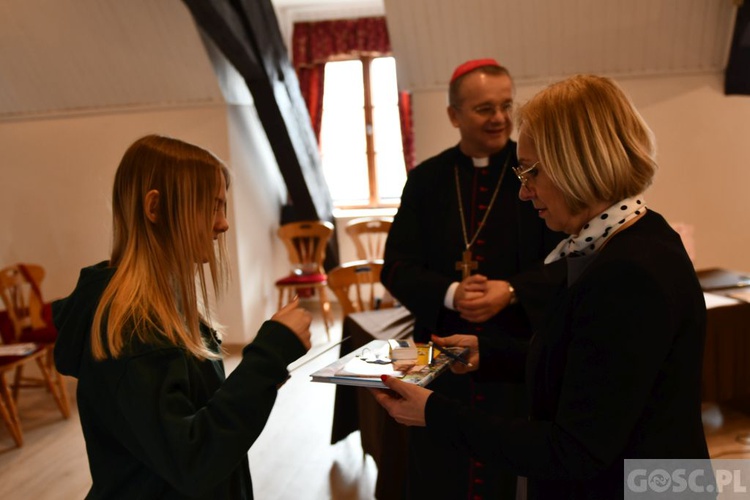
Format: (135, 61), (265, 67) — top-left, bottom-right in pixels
(275, 221), (334, 339)
(0, 264), (70, 420)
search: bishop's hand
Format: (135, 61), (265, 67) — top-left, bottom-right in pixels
(456, 279), (514, 323)
(453, 274), (488, 308)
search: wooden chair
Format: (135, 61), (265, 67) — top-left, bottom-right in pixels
(327, 260), (393, 318)
(0, 344), (55, 447)
(275, 221), (335, 339)
(345, 217), (393, 261)
(0, 264), (70, 420)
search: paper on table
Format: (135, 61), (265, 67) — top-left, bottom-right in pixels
(0, 342), (37, 356)
(704, 292), (741, 309)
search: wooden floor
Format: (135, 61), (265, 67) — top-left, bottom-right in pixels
(0, 302), (378, 500)
(1, 302), (750, 499)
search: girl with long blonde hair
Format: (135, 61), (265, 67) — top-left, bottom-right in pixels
(53, 134), (311, 499)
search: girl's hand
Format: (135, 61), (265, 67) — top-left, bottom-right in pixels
(272, 296), (312, 350)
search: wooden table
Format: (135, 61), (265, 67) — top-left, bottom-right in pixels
(697, 268), (750, 403)
(330, 307), (413, 500)
(702, 294), (750, 403)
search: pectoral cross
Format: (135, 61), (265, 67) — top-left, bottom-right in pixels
(455, 249), (478, 279)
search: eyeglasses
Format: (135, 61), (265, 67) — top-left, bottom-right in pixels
(513, 162), (539, 187)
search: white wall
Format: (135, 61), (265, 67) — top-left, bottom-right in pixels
(412, 72), (750, 272)
(0, 103), (288, 344)
(220, 105), (290, 342)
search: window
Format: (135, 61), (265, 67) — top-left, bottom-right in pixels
(319, 56), (406, 208)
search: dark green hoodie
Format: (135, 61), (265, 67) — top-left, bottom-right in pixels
(53, 262), (306, 499)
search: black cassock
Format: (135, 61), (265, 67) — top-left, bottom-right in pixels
(382, 141), (563, 499)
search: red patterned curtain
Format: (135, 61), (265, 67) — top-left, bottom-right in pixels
(398, 91), (415, 171)
(294, 65), (325, 140)
(291, 17), (414, 171)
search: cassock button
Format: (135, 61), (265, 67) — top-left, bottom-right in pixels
(476, 255), (485, 261)
(478, 204), (488, 210)
(476, 239), (485, 246)
(479, 186), (489, 192)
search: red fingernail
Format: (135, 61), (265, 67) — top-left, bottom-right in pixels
(380, 375), (389, 382)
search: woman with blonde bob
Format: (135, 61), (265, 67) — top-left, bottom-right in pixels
(373, 75), (711, 499)
(53, 134), (312, 499)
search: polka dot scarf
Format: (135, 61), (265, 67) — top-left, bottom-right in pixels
(544, 195), (646, 264)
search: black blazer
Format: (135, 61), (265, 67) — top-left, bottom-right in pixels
(426, 210), (711, 499)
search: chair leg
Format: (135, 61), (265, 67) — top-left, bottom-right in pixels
(12, 364), (23, 401)
(46, 348), (70, 418)
(35, 356), (70, 419)
(53, 368), (71, 418)
(317, 287), (331, 341)
(0, 374), (23, 447)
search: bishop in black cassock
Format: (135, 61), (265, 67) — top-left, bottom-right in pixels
(382, 140), (562, 499)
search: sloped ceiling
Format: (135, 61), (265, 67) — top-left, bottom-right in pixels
(0, 0), (222, 120)
(0, 0), (742, 120)
(383, 0), (739, 91)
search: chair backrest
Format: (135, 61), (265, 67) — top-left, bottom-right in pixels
(277, 221), (335, 275)
(0, 264), (47, 344)
(327, 260), (391, 316)
(345, 217), (393, 261)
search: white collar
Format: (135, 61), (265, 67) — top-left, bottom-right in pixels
(472, 157), (489, 168)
